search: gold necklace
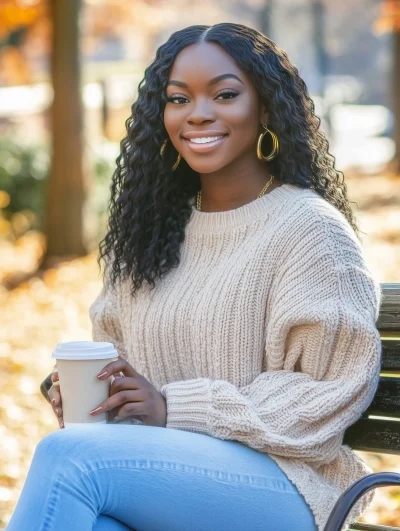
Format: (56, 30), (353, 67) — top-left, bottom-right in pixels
(196, 174), (274, 212)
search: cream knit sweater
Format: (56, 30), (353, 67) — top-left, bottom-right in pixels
(89, 183), (382, 531)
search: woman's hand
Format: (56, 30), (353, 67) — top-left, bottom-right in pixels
(89, 359), (167, 427)
(47, 369), (64, 429)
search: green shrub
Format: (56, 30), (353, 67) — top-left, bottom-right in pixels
(0, 133), (118, 244)
(0, 135), (48, 228)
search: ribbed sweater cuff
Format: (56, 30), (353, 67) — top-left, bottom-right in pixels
(160, 378), (211, 434)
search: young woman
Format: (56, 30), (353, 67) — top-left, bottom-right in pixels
(6, 23), (381, 531)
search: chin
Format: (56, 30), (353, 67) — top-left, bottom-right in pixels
(186, 155), (233, 174)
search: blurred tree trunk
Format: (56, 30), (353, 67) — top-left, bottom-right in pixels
(41, 0), (87, 266)
(311, 0), (331, 138)
(394, 26), (400, 173)
(376, 0), (400, 173)
(260, 0), (273, 39)
(311, 1), (326, 96)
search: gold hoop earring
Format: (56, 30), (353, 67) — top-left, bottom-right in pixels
(257, 124), (279, 161)
(160, 139), (181, 171)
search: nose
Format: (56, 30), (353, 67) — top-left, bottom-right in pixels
(186, 97), (216, 125)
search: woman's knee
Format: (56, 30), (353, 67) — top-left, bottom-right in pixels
(35, 426), (99, 467)
(36, 427), (68, 455)
(92, 515), (133, 531)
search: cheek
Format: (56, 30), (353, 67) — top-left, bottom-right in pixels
(226, 98), (259, 131)
(224, 111), (259, 150)
(163, 107), (180, 136)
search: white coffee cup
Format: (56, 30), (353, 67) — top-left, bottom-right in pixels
(52, 341), (118, 428)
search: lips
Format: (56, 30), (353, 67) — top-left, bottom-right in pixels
(182, 131), (228, 139)
(183, 134), (228, 153)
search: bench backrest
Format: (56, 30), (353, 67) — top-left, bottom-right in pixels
(343, 284), (400, 454)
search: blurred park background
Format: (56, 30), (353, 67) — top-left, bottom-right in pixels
(0, 0), (400, 528)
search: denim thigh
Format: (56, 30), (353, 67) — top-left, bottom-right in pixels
(8, 424), (317, 531)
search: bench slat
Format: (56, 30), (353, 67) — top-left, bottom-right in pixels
(378, 284), (400, 332)
(381, 339), (400, 371)
(365, 377), (400, 418)
(343, 418), (400, 454)
(350, 524), (400, 530)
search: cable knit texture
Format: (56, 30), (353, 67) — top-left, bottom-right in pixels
(89, 183), (382, 531)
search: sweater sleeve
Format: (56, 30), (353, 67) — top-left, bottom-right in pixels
(88, 266), (129, 361)
(160, 202), (382, 465)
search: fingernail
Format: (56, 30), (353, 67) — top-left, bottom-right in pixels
(97, 371), (107, 379)
(89, 407), (102, 415)
(51, 398), (56, 406)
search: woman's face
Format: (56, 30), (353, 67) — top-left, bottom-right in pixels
(164, 41), (268, 175)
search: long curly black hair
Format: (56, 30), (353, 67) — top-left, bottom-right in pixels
(98, 22), (359, 299)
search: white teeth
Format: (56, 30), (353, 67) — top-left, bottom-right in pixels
(189, 136), (225, 144)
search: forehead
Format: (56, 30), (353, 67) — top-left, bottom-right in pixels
(168, 41), (248, 86)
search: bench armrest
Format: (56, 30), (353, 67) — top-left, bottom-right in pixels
(324, 472), (400, 531)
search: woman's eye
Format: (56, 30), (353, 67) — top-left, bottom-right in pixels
(216, 90), (239, 100)
(167, 91), (239, 104)
(167, 96), (188, 104)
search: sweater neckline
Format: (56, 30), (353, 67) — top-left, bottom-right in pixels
(187, 183), (300, 233)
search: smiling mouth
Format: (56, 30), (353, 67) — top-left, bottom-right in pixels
(183, 134), (229, 153)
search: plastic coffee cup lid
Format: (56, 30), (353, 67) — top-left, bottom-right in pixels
(51, 341), (118, 360)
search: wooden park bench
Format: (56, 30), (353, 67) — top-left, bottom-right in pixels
(40, 283), (400, 531)
(325, 283), (400, 531)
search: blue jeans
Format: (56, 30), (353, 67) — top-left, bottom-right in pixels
(6, 424), (317, 530)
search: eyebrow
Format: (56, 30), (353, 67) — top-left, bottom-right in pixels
(167, 73), (244, 88)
